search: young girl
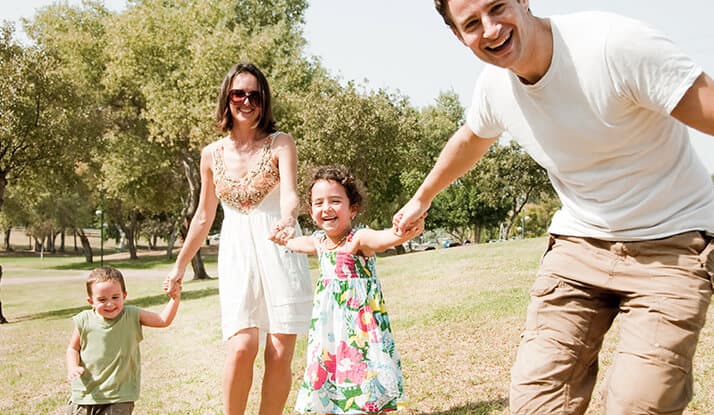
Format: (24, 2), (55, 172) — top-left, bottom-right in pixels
(276, 165), (424, 414)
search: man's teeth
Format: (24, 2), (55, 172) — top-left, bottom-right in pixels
(489, 33), (510, 50)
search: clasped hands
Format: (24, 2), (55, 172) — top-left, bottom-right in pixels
(269, 217), (297, 245)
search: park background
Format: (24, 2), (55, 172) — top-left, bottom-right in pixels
(1, 1), (713, 414)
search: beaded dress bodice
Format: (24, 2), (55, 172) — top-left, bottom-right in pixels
(212, 133), (280, 214)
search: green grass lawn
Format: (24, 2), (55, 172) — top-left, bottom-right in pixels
(1, 238), (712, 414)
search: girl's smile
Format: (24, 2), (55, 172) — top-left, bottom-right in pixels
(310, 179), (357, 246)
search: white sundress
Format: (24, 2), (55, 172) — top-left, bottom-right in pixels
(212, 132), (313, 340)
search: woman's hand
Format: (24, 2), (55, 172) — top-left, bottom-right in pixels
(269, 217), (297, 245)
(164, 267), (184, 298)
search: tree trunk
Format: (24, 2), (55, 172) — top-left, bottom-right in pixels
(77, 228), (94, 263)
(179, 150), (210, 279)
(473, 224), (482, 244)
(119, 220), (138, 260)
(46, 232), (55, 253)
(3, 227), (12, 252)
(165, 217), (180, 260)
(0, 172), (6, 213)
(59, 229), (66, 253)
(0, 265), (7, 324)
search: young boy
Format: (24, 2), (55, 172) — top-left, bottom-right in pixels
(66, 266), (180, 414)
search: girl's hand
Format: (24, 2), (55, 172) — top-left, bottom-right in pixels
(393, 202), (429, 236)
(67, 366), (84, 382)
(397, 217), (426, 240)
(269, 217), (296, 245)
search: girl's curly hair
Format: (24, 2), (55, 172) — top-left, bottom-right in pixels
(308, 165), (366, 213)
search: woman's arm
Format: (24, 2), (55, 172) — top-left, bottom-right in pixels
(270, 133), (301, 244)
(165, 145), (219, 294)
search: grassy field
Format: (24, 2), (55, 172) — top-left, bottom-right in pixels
(1, 238), (712, 414)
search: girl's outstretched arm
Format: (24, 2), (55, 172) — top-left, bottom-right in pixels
(351, 220), (425, 256)
(282, 235), (318, 255)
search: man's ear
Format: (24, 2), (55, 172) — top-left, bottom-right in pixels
(86, 296), (93, 305)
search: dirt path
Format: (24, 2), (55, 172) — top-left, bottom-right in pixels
(1, 249), (185, 286)
(1, 268), (171, 285)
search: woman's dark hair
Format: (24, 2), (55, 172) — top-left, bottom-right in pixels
(308, 165), (366, 213)
(215, 62), (276, 133)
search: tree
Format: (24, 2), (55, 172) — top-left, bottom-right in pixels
(402, 91), (507, 241)
(478, 141), (555, 239)
(0, 265), (6, 323)
(101, 0), (313, 277)
(24, 2), (116, 262)
(289, 79), (415, 227)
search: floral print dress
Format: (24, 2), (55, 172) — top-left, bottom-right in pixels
(295, 228), (404, 414)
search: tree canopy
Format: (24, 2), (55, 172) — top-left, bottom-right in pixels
(2, 0), (556, 263)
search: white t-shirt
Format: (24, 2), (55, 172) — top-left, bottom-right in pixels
(467, 11), (714, 240)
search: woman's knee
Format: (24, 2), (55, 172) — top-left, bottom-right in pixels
(264, 334), (296, 368)
(226, 332), (259, 365)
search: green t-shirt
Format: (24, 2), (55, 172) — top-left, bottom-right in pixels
(70, 305), (143, 404)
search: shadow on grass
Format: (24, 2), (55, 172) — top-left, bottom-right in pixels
(415, 398), (508, 415)
(14, 287), (218, 322)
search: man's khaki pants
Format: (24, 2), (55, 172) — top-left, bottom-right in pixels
(510, 231), (714, 415)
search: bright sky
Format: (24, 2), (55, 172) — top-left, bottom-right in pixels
(4, 0), (713, 172)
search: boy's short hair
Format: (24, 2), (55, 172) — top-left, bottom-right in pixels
(86, 266), (127, 296)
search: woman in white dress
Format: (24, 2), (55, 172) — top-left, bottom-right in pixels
(165, 63), (313, 415)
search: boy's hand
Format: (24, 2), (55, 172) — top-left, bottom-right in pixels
(168, 285), (182, 300)
(67, 366), (84, 382)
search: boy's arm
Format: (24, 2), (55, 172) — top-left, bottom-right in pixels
(66, 328), (84, 381)
(352, 220), (425, 256)
(283, 235), (318, 255)
(139, 293), (181, 328)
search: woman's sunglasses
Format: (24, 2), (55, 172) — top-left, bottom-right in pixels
(228, 89), (261, 106)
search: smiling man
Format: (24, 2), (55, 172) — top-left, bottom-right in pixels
(393, 0), (714, 414)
